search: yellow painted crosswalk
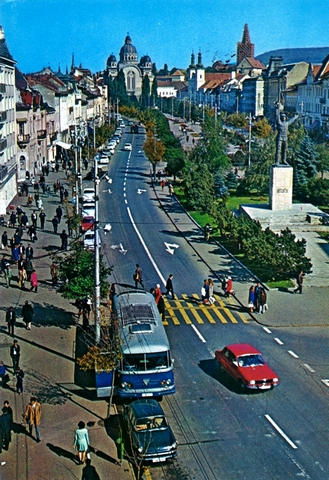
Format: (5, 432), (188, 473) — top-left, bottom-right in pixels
(162, 294), (249, 326)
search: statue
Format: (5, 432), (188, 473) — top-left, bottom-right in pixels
(275, 103), (298, 165)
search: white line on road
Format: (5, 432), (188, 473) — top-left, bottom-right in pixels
(274, 337), (284, 345)
(303, 364), (315, 373)
(288, 350), (299, 359)
(265, 414), (298, 449)
(321, 379), (329, 387)
(191, 324), (206, 343)
(263, 327), (272, 334)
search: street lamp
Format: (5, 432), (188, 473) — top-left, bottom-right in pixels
(94, 153), (101, 343)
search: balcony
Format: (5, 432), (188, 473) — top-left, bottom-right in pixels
(37, 129), (47, 139)
(0, 138), (7, 152)
(17, 134), (31, 145)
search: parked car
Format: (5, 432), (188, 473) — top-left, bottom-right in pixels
(102, 149), (112, 157)
(80, 215), (95, 232)
(82, 188), (95, 203)
(123, 399), (177, 463)
(98, 154), (109, 165)
(82, 202), (96, 217)
(112, 135), (121, 144)
(215, 343), (280, 391)
(83, 230), (100, 250)
(124, 143), (132, 151)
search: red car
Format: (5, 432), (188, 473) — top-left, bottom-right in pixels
(215, 343), (279, 390)
(80, 216), (95, 232)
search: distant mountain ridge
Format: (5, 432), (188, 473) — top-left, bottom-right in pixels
(256, 47), (329, 66)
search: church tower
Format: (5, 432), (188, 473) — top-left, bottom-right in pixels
(237, 23), (254, 64)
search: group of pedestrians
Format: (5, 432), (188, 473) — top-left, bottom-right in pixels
(248, 282), (268, 314)
(201, 278), (216, 305)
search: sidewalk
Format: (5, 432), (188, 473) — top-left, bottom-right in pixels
(0, 169), (134, 479)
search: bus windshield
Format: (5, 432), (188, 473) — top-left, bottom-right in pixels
(122, 352), (169, 372)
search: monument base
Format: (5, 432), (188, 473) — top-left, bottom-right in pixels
(269, 164), (293, 211)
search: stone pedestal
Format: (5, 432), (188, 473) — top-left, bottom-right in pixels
(269, 164), (293, 211)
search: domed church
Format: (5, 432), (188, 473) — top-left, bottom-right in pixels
(105, 34), (154, 99)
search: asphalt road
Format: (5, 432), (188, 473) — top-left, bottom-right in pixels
(98, 126), (329, 480)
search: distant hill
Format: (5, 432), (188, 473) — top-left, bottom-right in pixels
(256, 47), (329, 66)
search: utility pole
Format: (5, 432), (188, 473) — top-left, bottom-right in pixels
(247, 112), (252, 167)
(74, 123), (79, 215)
(94, 153), (101, 343)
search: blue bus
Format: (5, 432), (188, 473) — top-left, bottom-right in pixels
(112, 289), (175, 399)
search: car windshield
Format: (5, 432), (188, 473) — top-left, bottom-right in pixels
(122, 352), (169, 372)
(238, 354), (265, 367)
(134, 416), (167, 432)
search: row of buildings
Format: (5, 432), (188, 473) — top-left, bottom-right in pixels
(1, 24), (329, 213)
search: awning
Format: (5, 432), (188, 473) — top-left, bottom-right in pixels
(53, 140), (73, 150)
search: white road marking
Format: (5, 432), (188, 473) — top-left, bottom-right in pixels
(164, 242), (179, 254)
(127, 207), (166, 286)
(265, 414), (298, 449)
(321, 379), (329, 387)
(288, 350), (299, 359)
(125, 199), (128, 204)
(274, 337), (284, 345)
(303, 364), (315, 373)
(123, 193), (126, 197)
(263, 327), (272, 334)
(191, 324), (206, 343)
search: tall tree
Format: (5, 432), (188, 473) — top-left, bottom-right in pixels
(151, 77), (158, 106)
(293, 134), (319, 197)
(141, 75), (150, 108)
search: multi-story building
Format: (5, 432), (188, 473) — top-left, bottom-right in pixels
(0, 26), (17, 214)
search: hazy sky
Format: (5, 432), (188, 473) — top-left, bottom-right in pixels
(1, 0), (329, 74)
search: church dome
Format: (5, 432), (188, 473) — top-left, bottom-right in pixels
(107, 54), (117, 67)
(120, 35), (138, 63)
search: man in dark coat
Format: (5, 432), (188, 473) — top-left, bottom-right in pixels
(39, 210), (46, 229)
(56, 205), (63, 223)
(22, 300), (34, 330)
(165, 274), (175, 299)
(52, 215), (59, 234)
(1, 407), (12, 450)
(10, 340), (20, 371)
(26, 244), (34, 260)
(60, 230), (68, 250)
(5, 307), (16, 336)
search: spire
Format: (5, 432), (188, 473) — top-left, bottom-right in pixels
(71, 53), (74, 71)
(190, 51), (195, 67)
(242, 23), (251, 43)
(196, 50), (203, 68)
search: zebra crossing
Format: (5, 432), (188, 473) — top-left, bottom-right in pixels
(163, 293), (249, 326)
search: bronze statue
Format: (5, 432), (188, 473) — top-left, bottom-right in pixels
(275, 103), (298, 165)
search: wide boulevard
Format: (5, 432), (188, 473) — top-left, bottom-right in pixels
(97, 125), (329, 480)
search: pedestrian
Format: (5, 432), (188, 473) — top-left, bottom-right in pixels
(0, 255), (6, 276)
(154, 284), (162, 304)
(1, 231), (8, 251)
(208, 278), (215, 304)
(23, 397), (42, 442)
(83, 158), (88, 170)
(28, 224), (37, 243)
(9, 212), (16, 228)
(160, 179), (166, 191)
(22, 300), (34, 330)
(15, 367), (24, 395)
(18, 266), (28, 289)
(18, 242), (25, 257)
(201, 279), (209, 304)
(27, 194), (33, 207)
(6, 306), (16, 336)
(34, 191), (39, 207)
(4, 263), (12, 288)
(31, 211), (37, 228)
(248, 285), (255, 313)
(133, 264), (144, 289)
(26, 243), (34, 260)
(73, 421), (90, 465)
(168, 183), (174, 195)
(60, 229), (68, 250)
(258, 288), (268, 314)
(165, 274), (175, 299)
(56, 205), (63, 223)
(1, 406), (12, 450)
(50, 262), (58, 286)
(22, 211), (29, 228)
(10, 339), (20, 372)
(30, 269), (38, 292)
(254, 281), (261, 311)
(24, 258), (33, 281)
(39, 209), (46, 229)
(3, 401), (13, 423)
(52, 215), (59, 234)
(294, 270), (304, 294)
(0, 362), (7, 388)
(225, 276), (234, 298)
(59, 186), (64, 203)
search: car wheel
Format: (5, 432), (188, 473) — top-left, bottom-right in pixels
(238, 380), (246, 392)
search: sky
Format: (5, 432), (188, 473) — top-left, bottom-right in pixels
(1, 0), (329, 74)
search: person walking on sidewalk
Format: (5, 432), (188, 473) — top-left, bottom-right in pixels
(60, 230), (68, 250)
(56, 205), (63, 223)
(73, 421), (90, 464)
(165, 274), (175, 299)
(26, 244), (34, 260)
(1, 231), (8, 251)
(16, 367), (24, 395)
(4, 264), (12, 288)
(6, 306), (16, 336)
(133, 264), (144, 289)
(22, 300), (34, 330)
(1, 406), (12, 450)
(50, 262), (58, 286)
(294, 270), (304, 294)
(39, 209), (46, 229)
(23, 397), (42, 442)
(52, 215), (59, 234)
(10, 340), (20, 372)
(30, 269), (38, 293)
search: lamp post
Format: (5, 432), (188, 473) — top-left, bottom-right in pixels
(94, 153), (101, 343)
(247, 112), (253, 167)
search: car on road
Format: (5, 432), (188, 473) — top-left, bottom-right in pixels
(98, 154), (109, 165)
(80, 215), (95, 232)
(83, 230), (100, 250)
(112, 135), (121, 144)
(82, 188), (95, 203)
(215, 343), (279, 390)
(124, 143), (132, 151)
(82, 202), (95, 217)
(123, 399), (177, 463)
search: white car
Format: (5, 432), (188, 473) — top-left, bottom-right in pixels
(83, 230), (99, 250)
(82, 202), (96, 217)
(99, 154), (109, 165)
(82, 188), (95, 203)
(124, 143), (132, 151)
